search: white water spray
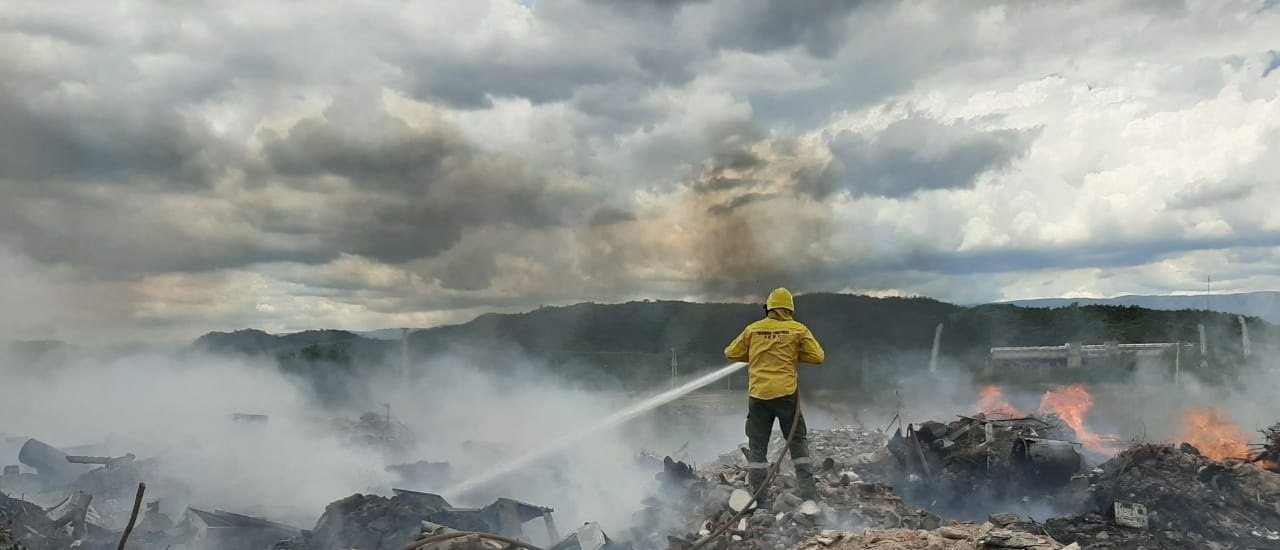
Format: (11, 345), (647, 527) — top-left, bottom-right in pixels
(442, 362), (747, 498)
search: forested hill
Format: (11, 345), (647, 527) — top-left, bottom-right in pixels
(191, 294), (1278, 395)
(1006, 291), (1280, 324)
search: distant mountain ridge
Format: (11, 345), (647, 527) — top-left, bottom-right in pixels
(1003, 291), (1280, 324)
(188, 294), (1280, 399)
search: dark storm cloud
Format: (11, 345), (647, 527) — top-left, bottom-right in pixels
(828, 117), (1040, 198)
(0, 88), (607, 276)
(0, 185), (324, 275)
(0, 86), (223, 186)
(570, 83), (663, 128)
(708, 0), (869, 58)
(433, 247), (501, 292)
(389, 0), (701, 110)
(400, 53), (624, 109)
(261, 117), (466, 189)
(259, 108), (607, 265)
(586, 206), (637, 226)
(586, 0), (708, 8)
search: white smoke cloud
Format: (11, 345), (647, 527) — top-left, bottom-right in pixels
(0, 343), (752, 541)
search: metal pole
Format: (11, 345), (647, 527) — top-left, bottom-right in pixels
(928, 323), (943, 374)
(401, 328), (410, 380)
(1174, 341), (1180, 385)
(1239, 316), (1251, 357)
(670, 348), (678, 390)
(1199, 323), (1208, 370)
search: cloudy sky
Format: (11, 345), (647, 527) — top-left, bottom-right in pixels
(1, 0), (1279, 343)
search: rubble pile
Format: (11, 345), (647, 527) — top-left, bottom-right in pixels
(634, 429), (941, 550)
(875, 414), (1083, 520)
(1047, 443), (1280, 549)
(276, 489), (573, 550)
(889, 414), (1077, 485)
(794, 523), (1069, 550)
(334, 412), (419, 458)
(0, 527), (19, 550)
(0, 491), (72, 550)
(275, 491), (453, 550)
(710, 429), (890, 472)
(13, 438), (188, 530)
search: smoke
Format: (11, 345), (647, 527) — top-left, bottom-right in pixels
(0, 342), (750, 541)
(370, 349), (748, 540)
(0, 348), (392, 528)
(4, 300), (1279, 544)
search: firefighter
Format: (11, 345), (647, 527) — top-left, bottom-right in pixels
(724, 287), (825, 501)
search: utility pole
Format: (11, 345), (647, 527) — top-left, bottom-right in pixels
(1174, 341), (1180, 385)
(401, 328), (410, 380)
(1239, 316), (1251, 357)
(928, 323), (944, 374)
(670, 348), (678, 390)
(1199, 323), (1209, 370)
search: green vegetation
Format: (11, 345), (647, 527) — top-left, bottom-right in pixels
(190, 295), (1279, 398)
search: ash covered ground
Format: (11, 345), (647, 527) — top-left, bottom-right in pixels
(2, 347), (1280, 550)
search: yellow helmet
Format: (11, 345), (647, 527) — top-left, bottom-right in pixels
(765, 287), (794, 312)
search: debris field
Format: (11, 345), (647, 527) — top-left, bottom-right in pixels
(3, 405), (1279, 550)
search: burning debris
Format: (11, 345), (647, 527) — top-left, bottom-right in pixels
(1254, 422), (1280, 473)
(5, 381), (1280, 550)
(882, 412), (1083, 517)
(1036, 385), (1123, 458)
(1048, 443), (1280, 549)
(1179, 408), (1254, 461)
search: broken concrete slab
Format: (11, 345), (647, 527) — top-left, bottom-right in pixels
(179, 507), (302, 550)
(548, 522), (624, 550)
(726, 490), (754, 513)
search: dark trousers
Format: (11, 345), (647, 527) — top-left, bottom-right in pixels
(745, 393), (818, 498)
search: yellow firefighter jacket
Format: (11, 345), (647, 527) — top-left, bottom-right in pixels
(724, 289), (825, 400)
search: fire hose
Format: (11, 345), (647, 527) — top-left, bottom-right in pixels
(689, 394), (805, 549)
(399, 377), (802, 550)
(399, 397), (804, 550)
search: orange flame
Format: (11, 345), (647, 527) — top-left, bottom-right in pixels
(1178, 408), (1250, 461)
(1038, 384), (1122, 457)
(977, 385), (1024, 417)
